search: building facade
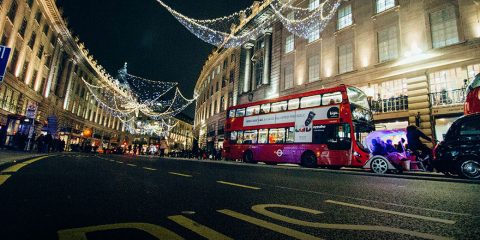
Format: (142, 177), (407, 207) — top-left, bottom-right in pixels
(0, 0), (132, 149)
(194, 0), (480, 148)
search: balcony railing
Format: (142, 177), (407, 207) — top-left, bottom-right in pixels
(430, 88), (466, 107)
(370, 96), (408, 114)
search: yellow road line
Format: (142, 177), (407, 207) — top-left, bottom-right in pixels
(0, 175), (11, 186)
(127, 164), (137, 167)
(325, 200), (456, 225)
(218, 209), (322, 240)
(217, 181), (261, 190)
(169, 172), (192, 178)
(1, 156), (49, 173)
(143, 167), (157, 171)
(168, 215), (232, 240)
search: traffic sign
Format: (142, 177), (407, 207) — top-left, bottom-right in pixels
(0, 45), (12, 83)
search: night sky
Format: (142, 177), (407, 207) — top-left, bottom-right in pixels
(56, 0), (255, 118)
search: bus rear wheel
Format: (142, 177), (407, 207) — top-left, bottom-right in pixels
(243, 151), (256, 164)
(301, 152), (317, 168)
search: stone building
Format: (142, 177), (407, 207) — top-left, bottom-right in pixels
(0, 0), (131, 149)
(194, 0), (480, 148)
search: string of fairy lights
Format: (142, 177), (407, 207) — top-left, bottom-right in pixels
(155, 0), (343, 47)
(82, 64), (196, 137)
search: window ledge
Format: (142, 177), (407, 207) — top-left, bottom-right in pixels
(371, 5), (400, 20)
(336, 69), (358, 77)
(335, 24), (356, 36)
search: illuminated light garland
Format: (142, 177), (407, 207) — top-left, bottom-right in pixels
(155, 0), (343, 47)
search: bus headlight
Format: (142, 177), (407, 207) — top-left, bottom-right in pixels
(353, 151), (361, 157)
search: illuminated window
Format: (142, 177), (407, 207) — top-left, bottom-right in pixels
(308, 27), (320, 43)
(429, 68), (466, 93)
(271, 101), (287, 112)
(376, 0), (395, 13)
(337, 5), (352, 30)
(258, 129), (268, 144)
(430, 6), (459, 48)
(322, 92), (343, 105)
(285, 35), (294, 53)
(286, 127), (295, 143)
(308, 55), (320, 82)
(377, 26), (398, 62)
(284, 64), (294, 89)
(288, 99), (299, 110)
(308, 0), (320, 11)
(338, 43), (353, 74)
(269, 128), (285, 144)
(246, 105), (260, 116)
(301, 95), (321, 108)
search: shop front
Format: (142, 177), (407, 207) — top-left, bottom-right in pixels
(431, 105), (464, 142)
(374, 118), (409, 131)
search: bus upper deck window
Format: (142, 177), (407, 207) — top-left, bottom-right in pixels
(228, 110), (235, 118)
(261, 104), (271, 114)
(288, 99), (299, 110)
(236, 108), (246, 117)
(246, 105), (260, 116)
(322, 92), (342, 106)
(271, 101), (287, 113)
(301, 95), (321, 108)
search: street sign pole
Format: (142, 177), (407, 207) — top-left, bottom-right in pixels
(25, 103), (38, 151)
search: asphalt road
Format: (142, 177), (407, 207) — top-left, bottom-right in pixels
(0, 153), (478, 240)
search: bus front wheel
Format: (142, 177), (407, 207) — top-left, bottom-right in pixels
(243, 151), (256, 164)
(301, 151), (317, 168)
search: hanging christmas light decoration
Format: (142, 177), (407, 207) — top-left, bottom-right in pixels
(155, 0), (343, 47)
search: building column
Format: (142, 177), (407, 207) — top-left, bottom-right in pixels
(45, 42), (62, 98)
(407, 75), (433, 145)
(262, 31), (272, 85)
(243, 43), (254, 93)
(62, 60), (75, 110)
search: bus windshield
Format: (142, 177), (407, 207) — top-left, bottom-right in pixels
(347, 87), (369, 110)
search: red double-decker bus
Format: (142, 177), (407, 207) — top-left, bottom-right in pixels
(223, 85), (374, 168)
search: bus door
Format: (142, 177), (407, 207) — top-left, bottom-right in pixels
(312, 124), (352, 166)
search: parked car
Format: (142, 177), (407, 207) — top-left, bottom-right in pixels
(433, 113), (480, 179)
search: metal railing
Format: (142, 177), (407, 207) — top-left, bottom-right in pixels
(370, 95), (408, 114)
(430, 88), (466, 107)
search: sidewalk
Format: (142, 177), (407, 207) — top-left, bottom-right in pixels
(0, 150), (47, 167)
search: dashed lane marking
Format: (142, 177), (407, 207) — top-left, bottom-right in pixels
(116, 161), (123, 164)
(218, 209), (323, 240)
(168, 215), (232, 240)
(127, 164), (137, 167)
(217, 181), (261, 190)
(1, 156), (49, 173)
(0, 175), (11, 186)
(168, 172), (193, 178)
(325, 200), (456, 225)
(143, 167), (157, 171)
